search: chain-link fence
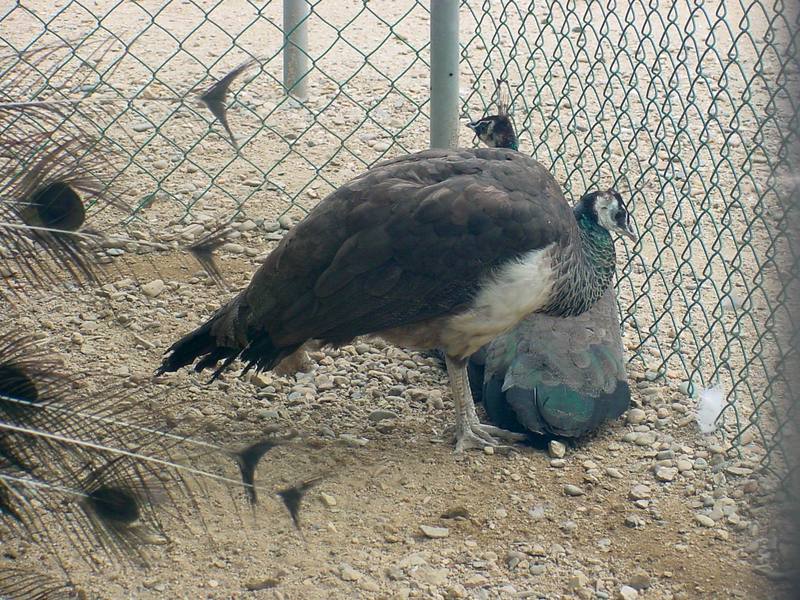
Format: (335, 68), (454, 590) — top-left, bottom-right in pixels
(1, 0), (798, 483)
(458, 0), (800, 488)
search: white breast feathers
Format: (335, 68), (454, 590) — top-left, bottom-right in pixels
(441, 245), (556, 358)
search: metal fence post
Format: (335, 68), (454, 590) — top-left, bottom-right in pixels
(430, 0), (460, 149)
(283, 0), (310, 102)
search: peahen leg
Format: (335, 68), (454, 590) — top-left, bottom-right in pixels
(444, 355), (526, 452)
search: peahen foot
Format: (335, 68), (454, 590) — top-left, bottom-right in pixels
(453, 419), (526, 452)
(445, 354), (526, 453)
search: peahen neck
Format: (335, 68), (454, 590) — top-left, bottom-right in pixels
(495, 124), (518, 151)
(544, 205), (617, 317)
(480, 119), (613, 316)
(502, 133), (519, 151)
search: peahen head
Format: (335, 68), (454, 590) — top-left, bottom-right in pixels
(573, 190), (637, 242)
(466, 114), (519, 151)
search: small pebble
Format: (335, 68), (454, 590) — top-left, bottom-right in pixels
(696, 514), (716, 527)
(569, 571), (589, 590)
(560, 520), (578, 533)
(426, 390), (444, 409)
(464, 573), (488, 587)
(446, 584), (467, 598)
(236, 219), (258, 232)
(564, 484), (585, 497)
(359, 578), (380, 592)
(629, 571), (651, 590)
(419, 525), (450, 538)
(627, 408), (647, 424)
(141, 279), (165, 298)
(528, 505), (546, 520)
(625, 514), (645, 528)
(220, 243), (244, 254)
(249, 373), (273, 388)
(320, 492), (337, 508)
(726, 466), (752, 476)
(617, 585), (639, 600)
(339, 434), (369, 447)
(339, 564), (362, 581)
(548, 440), (567, 458)
(367, 409), (398, 422)
(506, 550), (525, 569)
(529, 564), (546, 576)
(655, 466), (678, 482)
(314, 374), (334, 390)
(263, 221), (281, 233)
(412, 566), (448, 586)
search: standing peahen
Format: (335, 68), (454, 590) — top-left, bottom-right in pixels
(466, 105), (631, 438)
(159, 138), (636, 451)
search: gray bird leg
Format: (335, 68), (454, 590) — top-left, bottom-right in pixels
(444, 355), (526, 452)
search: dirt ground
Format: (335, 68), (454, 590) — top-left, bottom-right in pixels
(1, 0), (797, 599)
(1, 248), (787, 599)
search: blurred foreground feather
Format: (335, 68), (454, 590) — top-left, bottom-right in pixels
(198, 57), (259, 150)
(1, 44), (259, 294)
(0, 568), (83, 600)
(187, 225), (234, 289)
(0, 44), (318, 598)
(0, 329), (284, 571)
(187, 59), (261, 286)
(0, 43), (132, 294)
(277, 475), (323, 533)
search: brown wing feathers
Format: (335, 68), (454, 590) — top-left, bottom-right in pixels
(158, 148), (573, 377)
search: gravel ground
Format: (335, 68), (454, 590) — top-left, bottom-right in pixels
(1, 0), (797, 598)
(2, 246), (789, 599)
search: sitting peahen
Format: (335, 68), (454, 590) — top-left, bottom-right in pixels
(466, 106), (631, 438)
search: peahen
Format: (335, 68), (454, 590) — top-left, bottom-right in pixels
(465, 106), (631, 438)
(158, 143), (636, 452)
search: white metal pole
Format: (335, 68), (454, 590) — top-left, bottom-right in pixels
(283, 0), (310, 102)
(430, 0), (460, 149)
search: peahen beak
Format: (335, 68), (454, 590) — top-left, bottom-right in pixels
(620, 222), (637, 242)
